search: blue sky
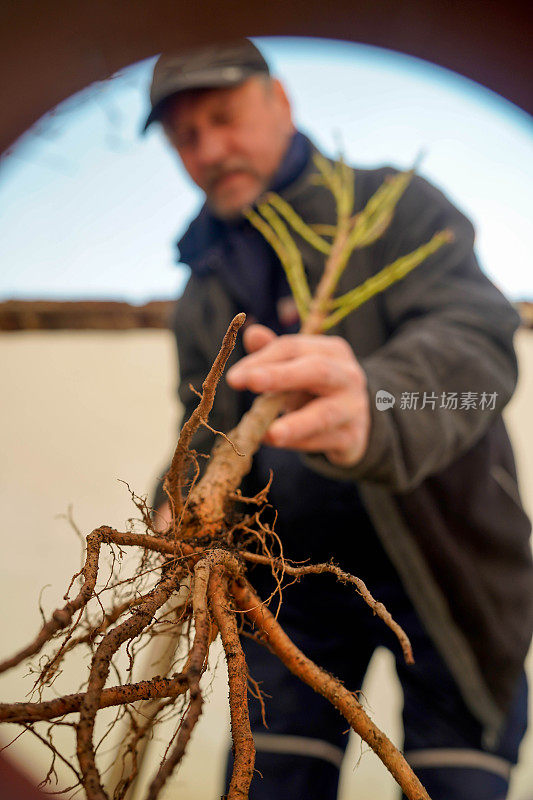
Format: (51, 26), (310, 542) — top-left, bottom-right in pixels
(0, 36), (531, 303)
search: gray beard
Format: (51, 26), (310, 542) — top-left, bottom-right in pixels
(205, 185), (270, 222)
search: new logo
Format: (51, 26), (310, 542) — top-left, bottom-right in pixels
(375, 390), (395, 410)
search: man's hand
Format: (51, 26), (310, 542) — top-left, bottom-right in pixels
(226, 324), (371, 467)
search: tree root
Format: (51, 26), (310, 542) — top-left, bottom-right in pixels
(164, 312), (246, 523)
(0, 314), (431, 800)
(210, 567), (255, 800)
(232, 578), (430, 800)
(242, 551), (413, 664)
(76, 570), (184, 800)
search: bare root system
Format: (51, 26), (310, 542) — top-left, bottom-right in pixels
(0, 315), (430, 800)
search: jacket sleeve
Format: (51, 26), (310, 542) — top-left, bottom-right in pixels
(305, 172), (522, 493)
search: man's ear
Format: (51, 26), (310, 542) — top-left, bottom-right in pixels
(271, 78), (294, 128)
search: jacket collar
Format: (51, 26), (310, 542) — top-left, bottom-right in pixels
(177, 130), (313, 270)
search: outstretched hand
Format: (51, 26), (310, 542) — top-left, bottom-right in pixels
(226, 323), (371, 467)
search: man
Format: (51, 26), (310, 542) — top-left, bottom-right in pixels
(144, 39), (533, 799)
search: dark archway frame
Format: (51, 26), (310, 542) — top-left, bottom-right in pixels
(0, 1), (531, 795)
(1, 0), (531, 154)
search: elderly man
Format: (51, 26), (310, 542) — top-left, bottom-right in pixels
(144, 39), (532, 800)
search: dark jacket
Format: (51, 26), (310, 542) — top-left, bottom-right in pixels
(162, 136), (533, 746)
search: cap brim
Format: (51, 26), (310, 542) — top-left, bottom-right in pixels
(141, 66), (262, 134)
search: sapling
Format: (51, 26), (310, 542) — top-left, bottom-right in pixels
(0, 154), (452, 800)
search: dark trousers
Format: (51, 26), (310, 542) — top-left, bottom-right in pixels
(224, 540), (528, 800)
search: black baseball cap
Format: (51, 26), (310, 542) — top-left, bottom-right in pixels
(142, 39), (270, 132)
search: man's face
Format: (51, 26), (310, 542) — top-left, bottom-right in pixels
(162, 77), (295, 219)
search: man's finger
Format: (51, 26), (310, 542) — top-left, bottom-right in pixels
(227, 333), (354, 379)
(266, 423), (367, 462)
(229, 355), (360, 394)
(265, 394), (360, 447)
